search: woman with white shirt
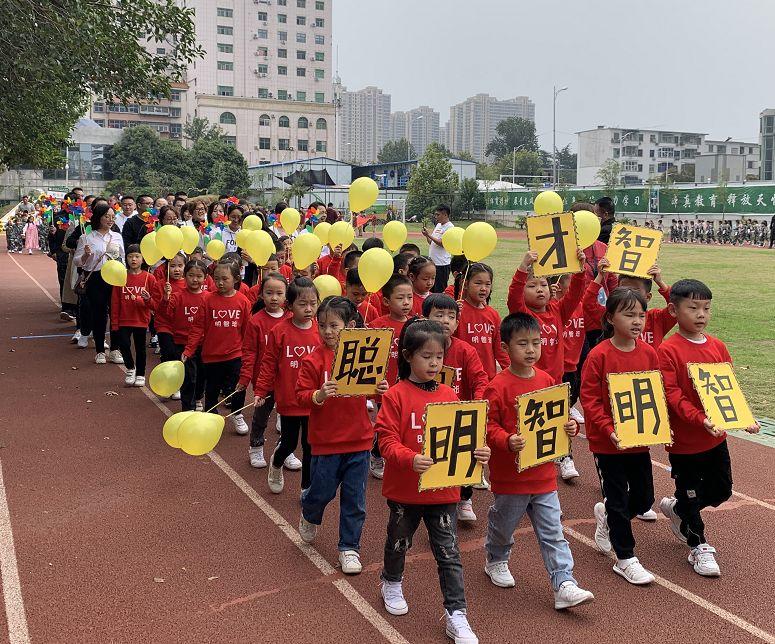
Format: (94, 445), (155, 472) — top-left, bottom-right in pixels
(74, 202), (125, 364)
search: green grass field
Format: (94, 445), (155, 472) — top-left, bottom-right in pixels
(397, 224), (775, 417)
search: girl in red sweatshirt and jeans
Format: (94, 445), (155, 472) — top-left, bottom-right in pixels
(296, 297), (389, 575)
(376, 319), (490, 644)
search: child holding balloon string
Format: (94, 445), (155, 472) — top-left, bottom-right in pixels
(151, 252), (187, 385)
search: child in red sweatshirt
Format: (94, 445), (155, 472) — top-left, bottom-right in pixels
(484, 312), (593, 610)
(453, 262), (510, 380)
(151, 252), (187, 365)
(112, 244), (156, 387)
(507, 250), (586, 382)
(407, 255), (436, 317)
(254, 277), (320, 494)
(375, 319), (489, 642)
(580, 288), (659, 586)
(183, 260), (252, 433)
(657, 279), (759, 578)
(296, 297), (389, 574)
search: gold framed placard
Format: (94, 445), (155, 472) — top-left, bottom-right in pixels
(526, 212), (582, 277)
(418, 400), (487, 492)
(516, 383), (571, 471)
(687, 362), (756, 431)
(330, 327), (393, 396)
(607, 370), (672, 448)
(604, 223), (663, 278)
(433, 365), (456, 388)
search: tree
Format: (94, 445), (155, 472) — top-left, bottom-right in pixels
(496, 150), (542, 183)
(596, 159), (622, 192)
(378, 139), (415, 163)
(190, 138), (251, 196)
(406, 143), (458, 219)
(454, 178), (485, 216)
(556, 144), (577, 170)
(280, 180), (309, 210)
(184, 117), (224, 144)
(1, 0), (203, 169)
(484, 117), (539, 160)
(454, 150), (475, 162)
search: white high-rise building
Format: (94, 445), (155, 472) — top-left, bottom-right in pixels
(183, 0), (335, 165)
(448, 93), (535, 162)
(336, 84), (391, 164)
(390, 111), (408, 143)
(389, 106), (440, 158)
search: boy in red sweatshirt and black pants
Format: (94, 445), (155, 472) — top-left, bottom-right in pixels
(657, 279), (759, 577)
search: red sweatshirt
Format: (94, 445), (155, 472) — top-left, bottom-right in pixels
(582, 280), (675, 349)
(237, 281), (251, 297)
(111, 271), (156, 330)
(279, 263), (293, 281)
(202, 275), (216, 293)
(183, 291), (251, 363)
(580, 338), (657, 455)
(376, 380), (461, 505)
(444, 336), (489, 399)
(507, 269), (585, 382)
(238, 308), (291, 386)
(485, 368), (558, 495)
(582, 241), (618, 331)
(358, 291), (384, 324)
(317, 254), (346, 285)
(410, 291), (430, 317)
(297, 346), (374, 455)
(151, 277), (186, 334)
(369, 314), (406, 386)
(444, 284), (456, 299)
(658, 333), (730, 455)
(164, 289), (211, 345)
(562, 301), (585, 373)
(253, 317), (319, 415)
(454, 300), (510, 380)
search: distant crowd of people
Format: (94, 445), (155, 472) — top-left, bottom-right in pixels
(668, 217), (774, 246)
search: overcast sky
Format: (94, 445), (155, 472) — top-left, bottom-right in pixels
(332, 0), (775, 152)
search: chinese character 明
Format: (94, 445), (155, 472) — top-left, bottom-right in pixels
(536, 217), (570, 269)
(429, 409), (478, 477)
(613, 377), (661, 435)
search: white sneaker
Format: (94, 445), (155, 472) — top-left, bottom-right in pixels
(284, 453), (302, 470)
(559, 456), (580, 481)
(77, 335), (89, 349)
(299, 514), (317, 543)
(593, 502), (611, 554)
(636, 509), (658, 521)
(71, 330), (81, 344)
(659, 496), (687, 543)
(195, 400), (204, 411)
(445, 609), (478, 644)
(124, 368), (136, 386)
(134, 376), (145, 387)
(232, 414), (249, 435)
(472, 473), (490, 490)
(570, 406), (585, 424)
(688, 544), (721, 577)
(457, 499), (477, 522)
(381, 579), (408, 616)
(171, 390), (181, 400)
(108, 349), (124, 364)
(339, 550), (362, 575)
(553, 581), (595, 610)
(370, 455), (385, 479)
(613, 557), (655, 585)
(95, 352), (107, 364)
(268, 462), (284, 494)
(484, 560), (515, 588)
(249, 446), (267, 468)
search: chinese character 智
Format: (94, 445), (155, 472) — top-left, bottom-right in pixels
(516, 383), (571, 471)
(687, 363), (756, 431)
(604, 223), (663, 279)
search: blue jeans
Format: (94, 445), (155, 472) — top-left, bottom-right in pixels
(486, 491), (576, 591)
(302, 450), (369, 551)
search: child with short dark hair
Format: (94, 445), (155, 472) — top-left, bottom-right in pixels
(398, 242), (421, 257)
(392, 252), (413, 275)
(658, 279), (759, 577)
(361, 237), (384, 251)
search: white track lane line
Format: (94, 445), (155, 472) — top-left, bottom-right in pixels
(8, 255), (59, 306)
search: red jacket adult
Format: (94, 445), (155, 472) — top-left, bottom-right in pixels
(164, 289), (210, 345)
(183, 291), (251, 363)
(238, 308), (291, 387)
(444, 336), (490, 400)
(454, 300), (510, 380)
(111, 271), (156, 330)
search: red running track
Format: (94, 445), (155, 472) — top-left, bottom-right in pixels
(1, 252), (774, 644)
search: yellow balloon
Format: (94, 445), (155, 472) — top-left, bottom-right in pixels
(179, 412), (225, 456)
(292, 233), (323, 269)
(442, 226), (465, 256)
(328, 221), (354, 250)
(358, 247), (393, 293)
(235, 228), (251, 249)
(242, 214), (262, 231)
(156, 224), (184, 259)
(313, 221), (331, 245)
(148, 360), (185, 398)
(349, 177), (379, 212)
(180, 225), (199, 254)
(280, 207), (301, 235)
(533, 190), (564, 215)
(573, 210), (601, 249)
(100, 259), (127, 286)
(382, 220), (407, 251)
(140, 231), (162, 265)
(462, 222), (497, 262)
(162, 411), (197, 449)
(244, 230), (273, 266)
(206, 238), (226, 261)
(313, 274), (342, 300)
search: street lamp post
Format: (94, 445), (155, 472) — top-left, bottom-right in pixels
(512, 144), (526, 184)
(405, 114), (424, 189)
(552, 85), (568, 188)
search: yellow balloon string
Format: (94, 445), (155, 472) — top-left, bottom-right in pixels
(225, 401), (256, 418)
(205, 389), (239, 414)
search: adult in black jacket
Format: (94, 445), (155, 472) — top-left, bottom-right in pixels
(594, 196), (616, 244)
(121, 194), (154, 249)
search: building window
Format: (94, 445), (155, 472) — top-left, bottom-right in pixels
(296, 91), (306, 102)
(278, 13), (287, 22)
(223, 136), (237, 146)
(156, 47), (166, 54)
(257, 64), (268, 74)
(278, 65), (287, 75)
(315, 51), (324, 61)
(217, 7), (233, 17)
(297, 15), (306, 25)
(93, 102), (105, 113)
(259, 137), (271, 149)
(297, 50), (306, 59)
(170, 108), (181, 118)
(297, 139), (309, 151)
(257, 11), (267, 20)
(315, 92), (325, 103)
(278, 0), (286, 4)
(315, 17), (324, 27)
(316, 140), (327, 152)
(612, 148), (620, 158)
(257, 29), (268, 38)
(171, 90), (181, 101)
(314, 68), (324, 80)
(296, 67), (306, 77)
(296, 32), (306, 43)
(257, 46), (268, 56)
(277, 89), (288, 100)
(258, 88), (269, 98)
(278, 30), (288, 42)
(649, 149), (654, 158)
(279, 138), (291, 150)
(279, 115), (290, 127)
(217, 25), (233, 35)
(748, 160), (754, 169)
(218, 85), (234, 96)
(707, 144), (713, 153)
(749, 146), (754, 154)
(648, 164), (655, 173)
(315, 34), (325, 45)
(316, 0), (324, 8)
(297, 0), (306, 6)
(716, 145), (726, 154)
(298, 117), (309, 128)
(657, 147), (672, 158)
(217, 61), (234, 70)
(278, 48), (287, 58)
(316, 117), (327, 130)
(220, 112), (237, 125)
(217, 43), (233, 53)
(258, 114), (271, 126)
(622, 161), (638, 172)
(93, 119), (105, 127)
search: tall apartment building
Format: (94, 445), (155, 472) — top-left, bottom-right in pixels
(336, 83), (391, 164)
(447, 93), (535, 162)
(389, 106), (440, 158)
(760, 109), (775, 180)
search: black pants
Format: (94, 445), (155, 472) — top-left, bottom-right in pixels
(158, 332), (177, 363)
(432, 263), (451, 294)
(250, 392), (275, 448)
(594, 452), (654, 559)
(202, 358), (241, 415)
(118, 327), (147, 375)
(272, 415), (311, 489)
(81, 272), (114, 354)
(382, 501), (466, 613)
(563, 370), (581, 406)
(668, 441), (732, 548)
(584, 329), (604, 353)
(172, 344), (204, 411)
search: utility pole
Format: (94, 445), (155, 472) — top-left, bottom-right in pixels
(553, 85), (568, 187)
